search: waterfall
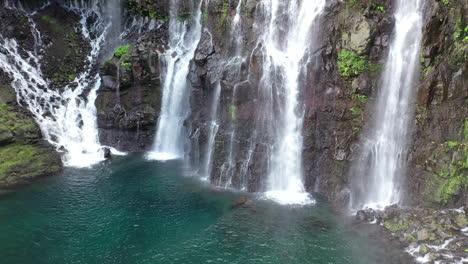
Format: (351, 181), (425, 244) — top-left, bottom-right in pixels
(200, 82), (221, 181)
(0, 0), (123, 167)
(147, 0), (203, 161)
(258, 0), (325, 204)
(350, 0), (424, 210)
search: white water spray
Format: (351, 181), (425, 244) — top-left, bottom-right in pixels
(350, 0), (424, 210)
(147, 0), (203, 161)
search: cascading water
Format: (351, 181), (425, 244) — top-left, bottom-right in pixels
(200, 82), (221, 181)
(259, 0), (325, 205)
(350, 0), (424, 210)
(147, 0), (203, 161)
(0, 0), (123, 167)
(217, 0), (246, 187)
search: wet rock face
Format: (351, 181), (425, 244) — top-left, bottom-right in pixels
(404, 0), (467, 208)
(95, 25), (168, 152)
(301, 0), (395, 205)
(33, 4), (90, 89)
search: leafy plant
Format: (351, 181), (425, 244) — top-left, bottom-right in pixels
(114, 44), (131, 58)
(350, 106), (363, 116)
(352, 94), (367, 104)
(121, 61), (132, 68)
(338, 50), (378, 78)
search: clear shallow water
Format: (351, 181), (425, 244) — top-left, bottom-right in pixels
(0, 156), (404, 264)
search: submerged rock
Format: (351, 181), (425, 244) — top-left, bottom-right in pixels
(231, 196), (248, 209)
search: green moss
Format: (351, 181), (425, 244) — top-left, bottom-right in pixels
(202, 12), (209, 21)
(216, 0), (231, 30)
(447, 141), (459, 148)
(464, 118), (468, 141)
(114, 44), (131, 58)
(40, 15), (63, 33)
(229, 104), (238, 121)
(433, 143), (468, 205)
(351, 94), (367, 104)
(349, 106), (363, 117)
(0, 104), (38, 144)
(0, 144), (54, 180)
(121, 61), (132, 68)
(338, 49), (379, 78)
(384, 218), (414, 233)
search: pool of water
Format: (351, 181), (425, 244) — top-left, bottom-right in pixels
(0, 155), (407, 264)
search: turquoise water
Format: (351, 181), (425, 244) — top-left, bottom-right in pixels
(0, 155), (404, 264)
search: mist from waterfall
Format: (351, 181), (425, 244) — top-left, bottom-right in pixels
(147, 0), (203, 161)
(350, 0), (424, 210)
(0, 0), (125, 167)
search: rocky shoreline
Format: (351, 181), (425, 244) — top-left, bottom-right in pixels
(356, 205), (468, 263)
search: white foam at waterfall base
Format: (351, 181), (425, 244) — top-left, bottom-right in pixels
(260, 0), (325, 205)
(147, 0), (203, 161)
(0, 1), (126, 168)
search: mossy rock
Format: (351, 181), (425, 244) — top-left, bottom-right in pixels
(0, 104), (61, 187)
(0, 143), (61, 186)
(0, 104), (40, 145)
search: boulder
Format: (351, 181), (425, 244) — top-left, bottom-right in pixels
(231, 196), (248, 209)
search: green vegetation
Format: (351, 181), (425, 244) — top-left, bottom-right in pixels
(114, 44), (131, 58)
(349, 106), (363, 117)
(0, 104), (60, 184)
(446, 141), (459, 148)
(351, 94), (367, 104)
(40, 15), (63, 32)
(0, 104), (38, 144)
(217, 0), (231, 30)
(121, 61), (132, 68)
(453, 14), (467, 40)
(68, 74), (76, 81)
(375, 6), (385, 12)
(384, 218), (414, 233)
(229, 105), (238, 121)
(435, 162), (467, 205)
(434, 137), (468, 205)
(464, 118), (468, 141)
(338, 49), (379, 78)
(202, 12), (209, 21)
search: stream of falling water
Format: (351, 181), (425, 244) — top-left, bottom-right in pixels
(200, 82), (221, 181)
(350, 0), (424, 210)
(147, 0), (203, 161)
(0, 0), (124, 167)
(257, 0), (325, 205)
